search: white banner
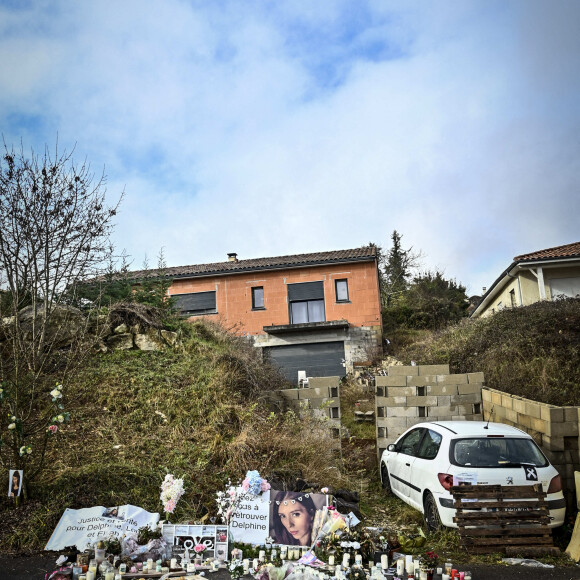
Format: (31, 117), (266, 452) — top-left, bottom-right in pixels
(228, 488), (271, 545)
(45, 504), (160, 551)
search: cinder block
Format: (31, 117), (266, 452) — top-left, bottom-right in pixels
(481, 388), (492, 401)
(405, 417), (425, 427)
(540, 405), (564, 423)
(511, 399), (526, 415)
(431, 406), (457, 417)
(543, 435), (566, 452)
(467, 372), (485, 383)
(501, 395), (514, 410)
(451, 393), (482, 405)
(491, 391), (503, 405)
(437, 374), (468, 385)
(548, 421), (578, 438)
(517, 413), (531, 427)
(426, 384), (458, 396)
(406, 396), (438, 407)
(525, 401), (542, 419)
(407, 376), (430, 387)
(308, 376), (340, 388)
(388, 365), (419, 376)
(376, 375), (408, 387)
(437, 395), (451, 407)
(280, 389), (300, 400)
(383, 396), (409, 407)
(385, 417), (409, 432)
(530, 417), (547, 433)
(458, 383), (483, 395)
(456, 404), (475, 415)
(505, 409), (519, 423)
(386, 406), (419, 418)
(386, 386), (418, 397)
(418, 364), (450, 375)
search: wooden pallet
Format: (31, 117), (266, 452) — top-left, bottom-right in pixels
(451, 484), (560, 556)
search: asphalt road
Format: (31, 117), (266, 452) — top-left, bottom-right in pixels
(2, 553), (580, 580)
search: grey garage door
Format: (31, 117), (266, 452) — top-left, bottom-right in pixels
(266, 341), (345, 382)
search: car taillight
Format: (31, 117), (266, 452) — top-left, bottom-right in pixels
(438, 473), (453, 491)
(547, 474), (562, 493)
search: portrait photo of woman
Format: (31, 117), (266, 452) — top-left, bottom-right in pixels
(8, 469), (23, 498)
(269, 490), (327, 547)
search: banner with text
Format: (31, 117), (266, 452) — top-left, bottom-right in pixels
(45, 504), (160, 551)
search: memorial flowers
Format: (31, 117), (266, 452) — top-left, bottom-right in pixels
(216, 470), (270, 525)
(160, 473), (185, 521)
(241, 470), (271, 495)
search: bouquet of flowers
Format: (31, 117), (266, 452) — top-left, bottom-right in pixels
(160, 473), (185, 521)
(216, 470), (270, 525)
(241, 470), (271, 495)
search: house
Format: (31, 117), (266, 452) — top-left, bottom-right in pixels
(471, 241), (580, 318)
(134, 246), (383, 381)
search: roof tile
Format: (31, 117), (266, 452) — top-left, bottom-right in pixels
(514, 241), (580, 262)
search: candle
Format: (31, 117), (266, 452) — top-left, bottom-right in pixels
(407, 560), (414, 575)
(253, 558), (259, 569)
(280, 547), (287, 560)
(419, 573), (427, 580)
(459, 573), (465, 580)
(328, 556), (335, 567)
(243, 559), (250, 572)
(445, 563), (453, 575)
(437, 567), (443, 575)
(271, 549), (277, 561)
(259, 550), (266, 562)
(342, 553), (350, 567)
(464, 573), (472, 580)
(355, 554), (363, 565)
(86, 573), (95, 580)
(104, 572), (114, 580)
(147, 558), (154, 570)
(142, 563), (148, 573)
(381, 554), (388, 570)
(442, 575), (450, 580)
(171, 558), (178, 569)
(396, 559), (404, 576)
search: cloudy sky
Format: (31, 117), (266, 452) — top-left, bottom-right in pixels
(1, 0), (579, 295)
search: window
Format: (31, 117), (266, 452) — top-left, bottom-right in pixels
(396, 428), (425, 456)
(417, 429), (442, 460)
(335, 279), (349, 302)
(287, 281), (325, 324)
(252, 286), (265, 309)
(510, 289), (517, 307)
(173, 291), (217, 316)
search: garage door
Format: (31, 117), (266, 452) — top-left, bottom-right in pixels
(266, 341), (345, 382)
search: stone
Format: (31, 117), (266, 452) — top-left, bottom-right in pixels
(106, 333), (134, 350)
(161, 329), (178, 346)
(113, 323), (129, 334)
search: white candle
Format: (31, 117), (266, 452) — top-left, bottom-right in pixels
(342, 553), (350, 567)
(328, 555), (335, 566)
(86, 573), (95, 580)
(407, 560), (414, 575)
(442, 575), (450, 580)
(253, 558), (259, 569)
(381, 554), (388, 570)
(355, 554), (362, 565)
(259, 550), (266, 562)
(420, 572), (427, 580)
(396, 559), (404, 576)
(147, 558), (154, 570)
(170, 558), (178, 569)
(243, 559), (250, 572)
(104, 572), (114, 580)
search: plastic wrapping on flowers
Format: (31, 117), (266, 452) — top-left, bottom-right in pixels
(121, 536), (168, 561)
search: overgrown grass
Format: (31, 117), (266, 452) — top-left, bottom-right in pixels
(397, 298), (580, 406)
(0, 319), (350, 550)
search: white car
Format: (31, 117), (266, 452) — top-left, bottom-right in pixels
(380, 421), (566, 530)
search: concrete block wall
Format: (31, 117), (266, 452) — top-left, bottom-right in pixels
(482, 387), (580, 507)
(375, 365), (484, 458)
(277, 377), (341, 445)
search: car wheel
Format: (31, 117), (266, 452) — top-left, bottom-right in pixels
(423, 492), (442, 531)
(381, 464), (392, 495)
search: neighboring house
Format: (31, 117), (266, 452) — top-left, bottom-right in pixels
(471, 241), (580, 319)
(131, 246), (383, 381)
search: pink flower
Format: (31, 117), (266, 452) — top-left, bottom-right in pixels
(228, 489), (236, 497)
(194, 544), (206, 553)
(164, 499), (176, 513)
(260, 480), (271, 492)
(241, 479), (250, 492)
(321, 487), (329, 494)
(48, 425), (58, 434)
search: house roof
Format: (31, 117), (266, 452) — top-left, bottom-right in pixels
(514, 241), (580, 262)
(125, 246), (378, 280)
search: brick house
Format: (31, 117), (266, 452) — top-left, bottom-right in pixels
(135, 246), (383, 381)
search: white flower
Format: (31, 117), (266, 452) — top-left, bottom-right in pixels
(27, 447), (32, 454)
(8, 423), (16, 430)
(19, 446), (27, 456)
(57, 414), (64, 423)
(11, 415), (16, 421)
(50, 389), (62, 399)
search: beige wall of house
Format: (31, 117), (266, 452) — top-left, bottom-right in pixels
(478, 263), (580, 318)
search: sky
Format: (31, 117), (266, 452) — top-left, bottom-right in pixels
(1, 0), (579, 295)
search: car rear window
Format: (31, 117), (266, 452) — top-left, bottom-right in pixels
(451, 437), (549, 468)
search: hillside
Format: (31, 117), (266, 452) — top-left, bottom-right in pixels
(396, 298), (580, 406)
(0, 319), (347, 551)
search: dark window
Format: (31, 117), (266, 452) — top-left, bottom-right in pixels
(252, 287), (265, 309)
(288, 281), (325, 324)
(335, 279), (349, 302)
(173, 291), (217, 316)
(396, 428), (425, 456)
(417, 429), (442, 460)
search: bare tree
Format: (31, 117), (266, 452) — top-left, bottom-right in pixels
(0, 140), (122, 491)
